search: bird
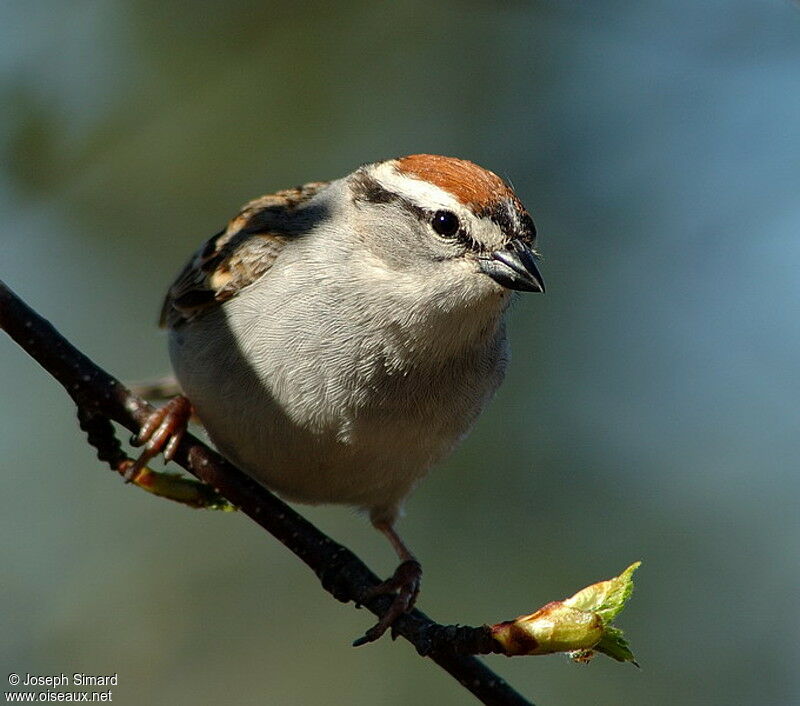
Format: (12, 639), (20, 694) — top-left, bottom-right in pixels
(131, 154), (544, 644)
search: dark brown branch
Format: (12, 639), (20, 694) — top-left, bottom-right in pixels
(0, 279), (534, 706)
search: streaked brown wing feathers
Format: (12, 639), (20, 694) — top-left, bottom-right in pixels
(159, 181), (327, 328)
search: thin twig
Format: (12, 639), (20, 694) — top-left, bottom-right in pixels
(0, 279), (534, 706)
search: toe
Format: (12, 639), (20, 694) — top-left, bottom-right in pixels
(354, 560), (423, 646)
(128, 396), (192, 478)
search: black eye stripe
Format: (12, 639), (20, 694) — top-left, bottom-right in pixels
(520, 212), (537, 239)
(475, 201), (537, 243)
(351, 172), (399, 205)
(352, 171), (533, 252)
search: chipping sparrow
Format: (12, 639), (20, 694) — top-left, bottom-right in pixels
(133, 154), (544, 643)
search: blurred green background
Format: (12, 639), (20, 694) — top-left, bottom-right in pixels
(2, 1), (799, 704)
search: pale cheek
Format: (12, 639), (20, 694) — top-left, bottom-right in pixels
(444, 266), (512, 315)
(460, 260), (507, 298)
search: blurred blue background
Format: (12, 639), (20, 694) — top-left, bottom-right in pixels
(2, 1), (799, 704)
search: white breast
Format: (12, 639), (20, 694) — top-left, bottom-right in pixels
(168, 247), (510, 524)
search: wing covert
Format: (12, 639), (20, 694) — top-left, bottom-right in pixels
(159, 181), (328, 328)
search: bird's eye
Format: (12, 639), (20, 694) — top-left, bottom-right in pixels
(431, 210), (460, 238)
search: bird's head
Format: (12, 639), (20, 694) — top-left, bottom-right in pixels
(345, 154), (544, 304)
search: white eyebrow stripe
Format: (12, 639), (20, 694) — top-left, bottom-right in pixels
(365, 160), (511, 251)
(370, 161), (465, 214)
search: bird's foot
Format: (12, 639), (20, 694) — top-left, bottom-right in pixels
(353, 559), (422, 646)
(127, 395), (192, 482)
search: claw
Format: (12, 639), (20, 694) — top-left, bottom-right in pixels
(127, 396), (192, 482)
(353, 559), (422, 646)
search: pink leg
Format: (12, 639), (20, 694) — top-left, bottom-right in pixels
(126, 395), (192, 481)
(353, 520), (423, 646)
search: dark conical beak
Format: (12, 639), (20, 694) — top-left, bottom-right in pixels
(478, 239), (545, 293)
